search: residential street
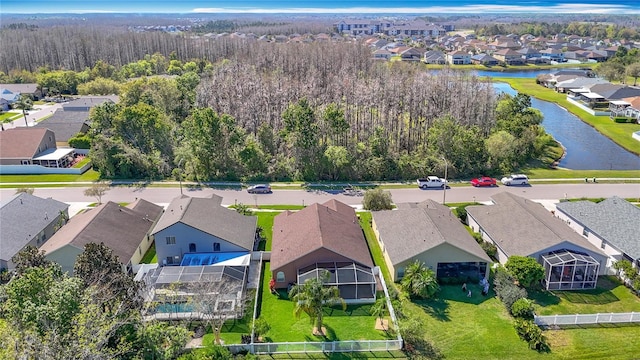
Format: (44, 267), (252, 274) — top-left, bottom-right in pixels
(1, 183), (638, 207)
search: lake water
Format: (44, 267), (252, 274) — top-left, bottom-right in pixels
(493, 82), (640, 170)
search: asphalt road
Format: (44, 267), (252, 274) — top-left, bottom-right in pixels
(2, 183), (639, 206)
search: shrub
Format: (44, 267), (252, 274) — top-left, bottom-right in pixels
(511, 298), (534, 319)
(505, 256), (545, 288)
(494, 267), (528, 311)
(68, 134), (91, 149)
(480, 241), (497, 259)
(472, 232), (483, 244)
(513, 319), (550, 352)
(362, 188), (393, 211)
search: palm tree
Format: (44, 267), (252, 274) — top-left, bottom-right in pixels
(401, 260), (440, 299)
(14, 95), (33, 127)
(370, 297), (389, 331)
(289, 270), (346, 335)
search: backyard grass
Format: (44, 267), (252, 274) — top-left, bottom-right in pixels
(497, 77), (640, 155)
(256, 212), (278, 251)
(71, 157), (91, 168)
(256, 205), (305, 210)
(139, 243), (157, 264)
(530, 276), (640, 315)
(257, 263), (393, 343)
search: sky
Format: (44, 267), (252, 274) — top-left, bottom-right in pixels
(2, 0), (639, 14)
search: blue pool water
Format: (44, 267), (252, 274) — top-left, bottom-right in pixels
(180, 252), (248, 266)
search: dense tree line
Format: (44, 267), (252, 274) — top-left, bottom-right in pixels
(475, 21), (640, 39)
(80, 40), (545, 181)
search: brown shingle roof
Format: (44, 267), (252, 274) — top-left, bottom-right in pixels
(0, 128), (52, 159)
(41, 200), (163, 264)
(271, 200), (373, 271)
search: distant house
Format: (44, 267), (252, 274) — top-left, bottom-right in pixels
(399, 47), (423, 61)
(0, 83), (42, 100)
(423, 50), (446, 64)
(470, 54), (499, 66)
(0, 193), (69, 271)
(446, 50), (471, 65)
(152, 194), (257, 267)
(466, 192), (607, 290)
(493, 49), (525, 65)
(271, 200), (376, 302)
(33, 109), (91, 145)
(372, 49), (393, 61)
(0, 128), (75, 168)
(555, 197), (640, 270)
(0, 88), (20, 104)
(41, 199), (162, 274)
(372, 200), (491, 282)
(540, 48), (565, 62)
(62, 96), (117, 111)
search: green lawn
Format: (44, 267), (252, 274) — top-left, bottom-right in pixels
(257, 263), (393, 343)
(140, 243), (157, 264)
(0, 169), (100, 184)
(256, 211), (278, 251)
(497, 77), (640, 156)
(530, 276), (640, 315)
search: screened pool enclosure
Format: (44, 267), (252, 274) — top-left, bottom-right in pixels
(541, 250), (599, 290)
(297, 262), (376, 302)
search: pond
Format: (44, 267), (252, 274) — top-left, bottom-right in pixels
(493, 82), (640, 170)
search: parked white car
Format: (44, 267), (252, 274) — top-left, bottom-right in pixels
(501, 174), (529, 186)
(417, 176), (448, 189)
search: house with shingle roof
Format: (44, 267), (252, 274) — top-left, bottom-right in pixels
(33, 108), (91, 144)
(62, 96), (117, 111)
(271, 200), (375, 302)
(466, 192), (607, 290)
(0, 127), (78, 167)
(41, 199), (162, 274)
(555, 197), (640, 270)
(0, 83), (42, 100)
(372, 199), (491, 282)
(0, 193), (69, 271)
(152, 194), (257, 267)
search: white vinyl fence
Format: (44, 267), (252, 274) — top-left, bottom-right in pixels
(227, 339), (403, 354)
(535, 312), (640, 327)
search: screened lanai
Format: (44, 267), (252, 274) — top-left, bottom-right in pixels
(541, 250), (599, 290)
(297, 262), (376, 302)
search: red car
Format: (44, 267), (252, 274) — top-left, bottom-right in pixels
(471, 176), (497, 187)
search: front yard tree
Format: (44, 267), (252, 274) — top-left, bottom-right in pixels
(401, 260), (440, 299)
(289, 270), (346, 336)
(362, 188), (393, 211)
(505, 256), (545, 288)
(84, 181), (110, 204)
(14, 94), (33, 127)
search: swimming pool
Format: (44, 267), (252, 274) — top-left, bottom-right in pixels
(180, 252), (248, 266)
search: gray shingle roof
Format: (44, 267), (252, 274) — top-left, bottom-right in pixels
(33, 109), (90, 142)
(373, 200), (491, 266)
(466, 192), (604, 257)
(556, 197), (640, 259)
(152, 195), (256, 251)
(0, 193), (68, 261)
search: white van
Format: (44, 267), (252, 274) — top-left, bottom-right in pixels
(501, 174), (529, 186)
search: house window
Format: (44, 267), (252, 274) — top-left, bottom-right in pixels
(582, 228), (590, 237)
(601, 241), (606, 250)
(166, 256), (173, 265)
(174, 255), (180, 263)
(189, 243), (196, 252)
(139, 247), (142, 256)
(397, 268), (405, 279)
(213, 242), (221, 252)
(166, 236), (176, 245)
(276, 272), (285, 282)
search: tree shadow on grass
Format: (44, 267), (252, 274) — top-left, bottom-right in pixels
(414, 297), (450, 322)
(532, 277), (621, 306)
(323, 304), (373, 317)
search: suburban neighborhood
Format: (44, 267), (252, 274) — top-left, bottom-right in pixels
(1, 10), (640, 360)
